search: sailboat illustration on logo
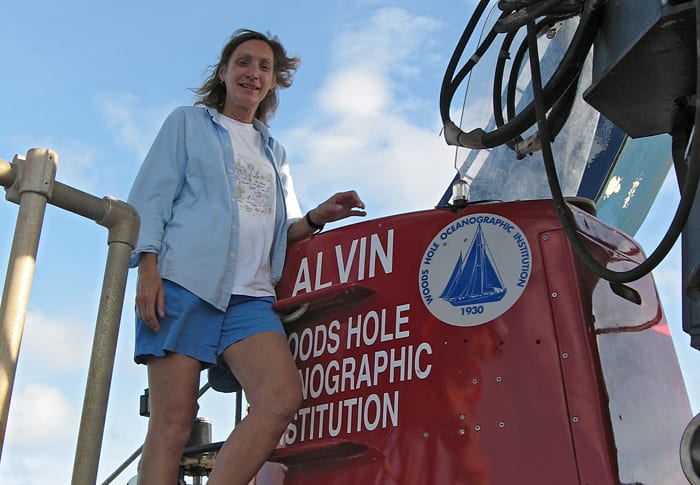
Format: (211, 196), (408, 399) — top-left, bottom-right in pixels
(440, 223), (507, 306)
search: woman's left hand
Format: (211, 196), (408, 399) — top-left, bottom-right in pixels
(311, 190), (366, 225)
(287, 190), (366, 243)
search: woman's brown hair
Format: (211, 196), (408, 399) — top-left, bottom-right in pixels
(194, 29), (300, 125)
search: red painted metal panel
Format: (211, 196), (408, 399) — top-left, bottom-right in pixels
(252, 199), (686, 484)
(538, 228), (620, 485)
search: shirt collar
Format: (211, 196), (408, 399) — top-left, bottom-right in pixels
(206, 106), (273, 147)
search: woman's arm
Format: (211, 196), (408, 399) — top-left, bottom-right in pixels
(287, 190), (366, 244)
(135, 252), (165, 331)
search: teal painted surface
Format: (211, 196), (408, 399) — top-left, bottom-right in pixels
(595, 134), (673, 237)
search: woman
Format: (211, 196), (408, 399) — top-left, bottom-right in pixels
(127, 29), (366, 484)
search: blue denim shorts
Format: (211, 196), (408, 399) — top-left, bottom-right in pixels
(134, 279), (284, 366)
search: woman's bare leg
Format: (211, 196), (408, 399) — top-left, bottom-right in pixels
(206, 331), (302, 485)
(138, 353), (201, 485)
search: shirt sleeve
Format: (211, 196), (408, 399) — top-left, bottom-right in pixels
(127, 108), (188, 268)
(277, 146), (303, 222)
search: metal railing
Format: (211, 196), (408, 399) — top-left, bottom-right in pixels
(0, 148), (139, 485)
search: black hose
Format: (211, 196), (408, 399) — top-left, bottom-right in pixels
(441, 0), (699, 282)
(449, 28), (503, 101)
(672, 129), (690, 190)
(440, 0), (492, 125)
(495, 0), (569, 32)
(526, 16), (700, 283)
(481, 0), (604, 147)
(492, 18), (579, 156)
(440, 0), (604, 149)
(492, 22), (525, 150)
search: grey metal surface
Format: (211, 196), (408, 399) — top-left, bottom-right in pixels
(584, 0), (697, 137)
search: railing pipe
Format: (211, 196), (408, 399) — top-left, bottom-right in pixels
(0, 149), (56, 458)
(0, 158), (16, 187)
(71, 195), (138, 485)
(0, 149), (139, 484)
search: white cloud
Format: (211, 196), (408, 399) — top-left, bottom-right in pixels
(322, 6), (445, 121)
(95, 92), (175, 161)
(331, 7), (442, 71)
(0, 450), (76, 485)
(287, 114), (455, 218)
(284, 7), (458, 217)
(320, 69), (389, 117)
(5, 383), (76, 448)
(20, 311), (93, 372)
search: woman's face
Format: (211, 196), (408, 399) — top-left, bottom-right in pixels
(219, 39), (276, 122)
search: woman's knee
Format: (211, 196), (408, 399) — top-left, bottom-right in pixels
(149, 400), (199, 443)
(257, 379), (302, 425)
(282, 379), (303, 416)
(278, 380), (303, 422)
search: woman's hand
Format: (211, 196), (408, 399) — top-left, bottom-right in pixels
(310, 190), (366, 225)
(136, 253), (165, 331)
(288, 190), (366, 243)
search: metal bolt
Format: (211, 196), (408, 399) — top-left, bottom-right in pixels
(542, 234), (549, 241)
(496, 376), (502, 382)
(423, 432), (430, 438)
(459, 414), (465, 421)
(572, 416), (579, 423)
(458, 428), (466, 436)
(551, 291), (558, 298)
(474, 425), (481, 431)
(562, 352), (569, 359)
(499, 422), (505, 428)
(472, 378), (478, 385)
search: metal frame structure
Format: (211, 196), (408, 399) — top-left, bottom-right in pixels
(0, 148), (139, 485)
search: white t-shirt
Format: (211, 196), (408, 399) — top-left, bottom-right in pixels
(219, 114), (276, 297)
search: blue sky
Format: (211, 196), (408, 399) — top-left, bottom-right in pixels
(1, 1), (698, 483)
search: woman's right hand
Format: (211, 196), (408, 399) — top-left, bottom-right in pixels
(136, 253), (165, 331)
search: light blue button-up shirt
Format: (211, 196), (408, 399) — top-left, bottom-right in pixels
(127, 106), (302, 311)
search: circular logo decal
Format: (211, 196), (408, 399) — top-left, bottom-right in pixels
(419, 213), (531, 327)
